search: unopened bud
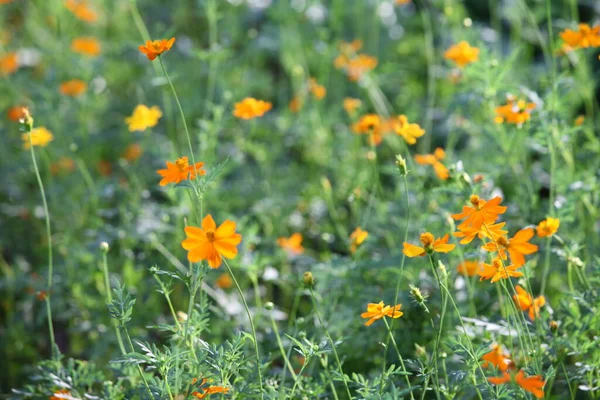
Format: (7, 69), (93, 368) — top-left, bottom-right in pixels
(395, 154), (408, 176)
(549, 320), (559, 333)
(100, 242), (110, 252)
(177, 311), (188, 323)
(415, 343), (427, 359)
(265, 301), (274, 310)
(438, 260), (448, 281)
(303, 272), (315, 288)
(409, 284), (426, 304)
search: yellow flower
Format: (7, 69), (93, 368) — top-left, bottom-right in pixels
(350, 227), (368, 253)
(394, 115), (425, 145)
(574, 115), (585, 126)
(125, 105), (162, 132)
(71, 37), (101, 57)
(444, 41), (479, 68)
(22, 127), (54, 149)
(343, 97), (362, 115)
(536, 217), (560, 238)
(233, 97), (272, 120)
(403, 232), (455, 257)
(308, 78), (326, 100)
(361, 301), (403, 326)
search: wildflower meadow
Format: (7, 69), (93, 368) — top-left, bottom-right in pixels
(2, 0), (600, 399)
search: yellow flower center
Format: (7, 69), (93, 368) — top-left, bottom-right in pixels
(419, 232), (434, 248)
(150, 40), (163, 51)
(492, 258), (503, 269)
(497, 236), (509, 247)
(175, 157), (189, 172)
(469, 194), (481, 208)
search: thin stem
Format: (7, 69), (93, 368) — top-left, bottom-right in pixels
(101, 251), (127, 355)
(223, 259), (264, 399)
(27, 135), (56, 358)
(383, 318), (414, 399)
(290, 361), (309, 399)
(123, 326), (155, 399)
(309, 288), (352, 399)
(540, 237), (552, 295)
(153, 274), (183, 332)
(270, 311), (300, 398)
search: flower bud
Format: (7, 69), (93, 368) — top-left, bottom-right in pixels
(303, 272), (315, 288)
(395, 154), (408, 176)
(549, 320), (559, 333)
(265, 301), (274, 310)
(100, 241), (110, 253)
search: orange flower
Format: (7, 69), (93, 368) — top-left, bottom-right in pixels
(7, 105), (26, 121)
(536, 217), (559, 238)
(481, 343), (512, 371)
(215, 273), (233, 289)
(64, 0), (98, 23)
(181, 214), (242, 268)
(233, 97), (272, 120)
(309, 78), (326, 100)
(71, 37), (101, 57)
(456, 260), (483, 277)
(50, 157), (76, 175)
(394, 115), (425, 145)
(0, 0), (15, 4)
(488, 370), (545, 399)
(494, 97), (535, 125)
(353, 114), (387, 146)
(574, 115), (585, 126)
(22, 127), (54, 149)
(125, 105), (162, 132)
(156, 157), (205, 186)
(350, 227), (368, 253)
(361, 301), (403, 327)
(414, 147), (448, 179)
(346, 54), (378, 81)
(0, 52), (18, 75)
(559, 24), (600, 50)
(451, 195), (506, 231)
(396, 0), (411, 4)
(288, 96), (303, 113)
(403, 232), (455, 257)
(122, 143), (143, 162)
(50, 389), (71, 400)
(59, 79), (87, 96)
(513, 285), (545, 320)
(478, 257), (522, 283)
(277, 233), (304, 255)
(138, 37), (175, 61)
(444, 41), (479, 68)
(343, 97), (361, 115)
(98, 160), (112, 176)
(453, 221), (507, 245)
(482, 228), (538, 267)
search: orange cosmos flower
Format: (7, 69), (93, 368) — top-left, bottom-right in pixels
(7, 105), (26, 121)
(478, 257), (522, 283)
(215, 273), (233, 289)
(353, 114), (385, 146)
(346, 54), (378, 81)
(415, 147), (448, 179)
(482, 228), (538, 267)
(403, 232), (455, 257)
(343, 97), (362, 115)
(50, 157), (76, 175)
(574, 115), (585, 126)
(361, 301), (403, 327)
(59, 79), (87, 96)
(50, 389), (71, 400)
(456, 260), (483, 277)
(125, 105), (162, 132)
(71, 37), (101, 57)
(138, 37), (175, 61)
(453, 221), (507, 245)
(494, 97), (535, 125)
(181, 214), (242, 268)
(277, 233), (304, 255)
(156, 157), (205, 186)
(65, 0), (98, 23)
(288, 96), (303, 113)
(233, 97), (272, 119)
(481, 343), (512, 371)
(513, 285), (545, 320)
(22, 127), (54, 149)
(394, 115), (425, 145)
(444, 41), (479, 68)
(488, 370), (545, 399)
(451, 195), (507, 231)
(559, 24), (600, 50)
(0, 52), (18, 75)
(536, 217), (559, 238)
(350, 227), (368, 253)
(122, 143), (143, 162)
(308, 78), (326, 100)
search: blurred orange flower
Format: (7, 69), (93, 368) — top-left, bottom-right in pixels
(50, 389), (71, 400)
(361, 301), (403, 327)
(403, 232), (455, 257)
(513, 285), (545, 320)
(288, 96), (303, 113)
(488, 370), (544, 399)
(233, 97), (272, 119)
(98, 160), (112, 176)
(139, 37), (175, 61)
(125, 105), (162, 132)
(536, 217), (559, 238)
(481, 343), (512, 371)
(122, 143), (143, 162)
(478, 257), (522, 283)
(65, 0), (98, 23)
(453, 221), (507, 245)
(482, 228), (538, 267)
(71, 37), (101, 57)
(343, 97), (361, 115)
(444, 41), (479, 68)
(346, 54), (378, 81)
(309, 78), (326, 99)
(415, 147), (448, 179)
(7, 105), (26, 121)
(50, 157), (76, 175)
(353, 114), (386, 146)
(215, 273), (233, 289)
(559, 24), (600, 50)
(494, 96), (535, 125)
(350, 227), (368, 253)
(0, 52), (18, 75)
(277, 233), (304, 255)
(22, 127), (54, 149)
(156, 157), (205, 186)
(182, 214), (242, 268)
(59, 79), (87, 96)
(456, 260), (483, 276)
(451, 195), (506, 231)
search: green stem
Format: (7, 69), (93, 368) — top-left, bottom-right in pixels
(383, 318), (414, 399)
(223, 259), (264, 399)
(309, 288), (352, 400)
(27, 134), (56, 358)
(153, 274), (183, 332)
(101, 251), (127, 355)
(270, 311), (300, 398)
(290, 361), (309, 399)
(123, 326), (155, 399)
(540, 237), (552, 295)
